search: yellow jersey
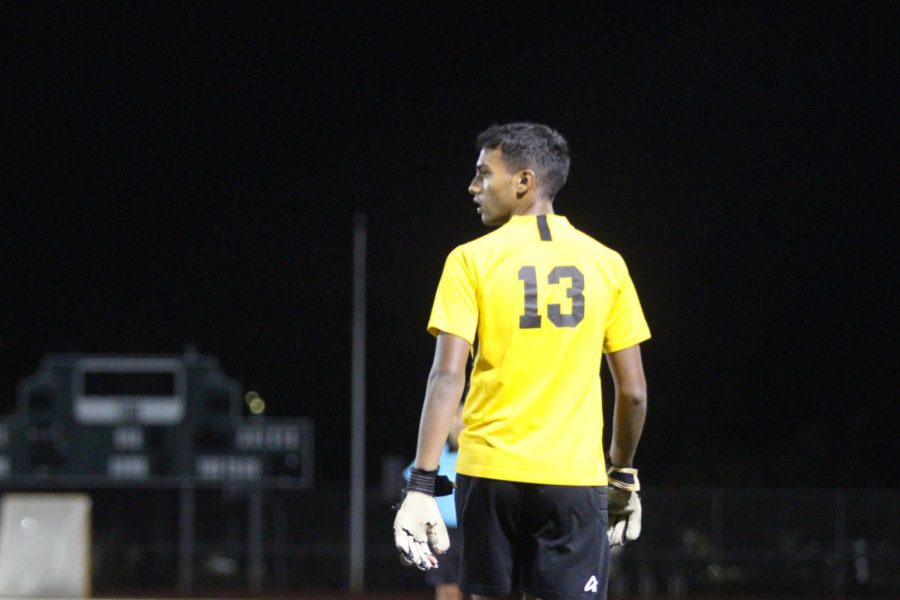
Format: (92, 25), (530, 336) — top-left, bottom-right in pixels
(427, 214), (650, 485)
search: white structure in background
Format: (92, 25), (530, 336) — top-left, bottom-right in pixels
(0, 493), (92, 598)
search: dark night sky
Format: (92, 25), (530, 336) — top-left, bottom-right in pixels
(2, 3), (896, 487)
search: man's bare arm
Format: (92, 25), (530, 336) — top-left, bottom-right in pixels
(606, 345), (647, 467)
(414, 332), (470, 471)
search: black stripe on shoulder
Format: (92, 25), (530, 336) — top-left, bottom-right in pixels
(537, 215), (552, 241)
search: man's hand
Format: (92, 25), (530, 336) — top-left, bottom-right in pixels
(393, 490), (449, 570)
(393, 467), (450, 570)
(607, 466), (642, 546)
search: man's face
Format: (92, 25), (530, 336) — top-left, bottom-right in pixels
(468, 148), (519, 226)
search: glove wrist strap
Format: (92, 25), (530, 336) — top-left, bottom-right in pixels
(407, 467), (438, 496)
(608, 466), (641, 492)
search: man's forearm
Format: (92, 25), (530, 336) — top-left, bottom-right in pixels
(414, 371), (466, 471)
(609, 390), (647, 467)
(605, 345), (648, 468)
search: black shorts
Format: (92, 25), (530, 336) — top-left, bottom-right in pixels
(426, 527), (460, 587)
(455, 474), (610, 600)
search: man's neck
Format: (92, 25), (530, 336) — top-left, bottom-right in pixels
(513, 197), (554, 216)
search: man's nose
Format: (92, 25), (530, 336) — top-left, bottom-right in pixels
(468, 179), (480, 196)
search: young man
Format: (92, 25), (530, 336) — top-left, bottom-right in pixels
(394, 122), (650, 600)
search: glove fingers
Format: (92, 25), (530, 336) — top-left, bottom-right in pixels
(614, 519), (628, 545)
(610, 514), (628, 546)
(409, 539), (431, 570)
(394, 532), (411, 562)
(392, 491), (446, 569)
(607, 490), (642, 546)
(625, 495), (642, 541)
(428, 520), (450, 553)
(397, 532), (436, 570)
(394, 522), (437, 570)
(625, 515), (641, 542)
(394, 527), (416, 566)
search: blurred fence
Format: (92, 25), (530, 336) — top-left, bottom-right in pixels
(612, 487), (899, 598)
(0, 483), (897, 597)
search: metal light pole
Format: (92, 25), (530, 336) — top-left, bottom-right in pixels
(349, 213), (367, 593)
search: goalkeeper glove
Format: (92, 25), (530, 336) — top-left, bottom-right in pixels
(607, 465), (642, 546)
(393, 467), (452, 570)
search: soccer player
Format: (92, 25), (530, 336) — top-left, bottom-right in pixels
(394, 122), (650, 600)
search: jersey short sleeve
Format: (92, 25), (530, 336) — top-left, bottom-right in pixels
(603, 263), (651, 353)
(427, 246), (478, 345)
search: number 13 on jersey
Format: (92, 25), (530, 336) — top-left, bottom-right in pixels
(518, 265), (585, 329)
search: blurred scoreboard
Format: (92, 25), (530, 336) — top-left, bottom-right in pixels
(0, 353), (313, 486)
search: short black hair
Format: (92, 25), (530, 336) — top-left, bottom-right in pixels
(476, 122), (571, 200)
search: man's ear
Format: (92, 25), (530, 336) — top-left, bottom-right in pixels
(516, 170), (535, 195)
